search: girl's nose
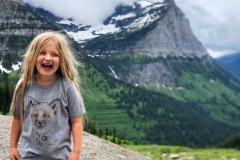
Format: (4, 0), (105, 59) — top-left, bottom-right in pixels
(45, 53), (51, 60)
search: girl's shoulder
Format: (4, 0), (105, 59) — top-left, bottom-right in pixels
(58, 76), (75, 91)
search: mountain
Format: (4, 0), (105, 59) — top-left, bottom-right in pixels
(26, 0), (207, 57)
(215, 53), (240, 77)
(25, 0), (209, 87)
(1, 0), (240, 148)
(0, 0), (59, 73)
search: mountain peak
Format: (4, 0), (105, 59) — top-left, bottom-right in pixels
(24, 0), (208, 58)
(82, 0), (207, 58)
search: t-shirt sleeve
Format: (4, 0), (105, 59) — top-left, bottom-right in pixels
(13, 104), (21, 117)
(67, 84), (86, 119)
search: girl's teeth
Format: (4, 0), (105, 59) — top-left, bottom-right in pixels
(42, 64), (52, 68)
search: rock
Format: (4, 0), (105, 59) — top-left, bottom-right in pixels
(169, 153), (180, 159)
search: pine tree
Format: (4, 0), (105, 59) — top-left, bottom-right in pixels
(105, 127), (109, 136)
(2, 80), (11, 115)
(112, 127), (116, 143)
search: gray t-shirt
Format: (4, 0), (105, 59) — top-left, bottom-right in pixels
(14, 75), (86, 160)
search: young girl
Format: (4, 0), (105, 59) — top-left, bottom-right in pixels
(10, 32), (86, 160)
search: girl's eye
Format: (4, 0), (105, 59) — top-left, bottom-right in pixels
(40, 51), (45, 55)
(53, 53), (59, 57)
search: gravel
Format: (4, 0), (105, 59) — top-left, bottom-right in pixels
(0, 115), (152, 160)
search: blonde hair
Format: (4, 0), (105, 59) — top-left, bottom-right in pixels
(10, 31), (84, 121)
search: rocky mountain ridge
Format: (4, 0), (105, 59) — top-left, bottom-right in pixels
(25, 0), (208, 58)
(0, 0), (58, 73)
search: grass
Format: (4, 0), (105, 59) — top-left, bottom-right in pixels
(122, 145), (240, 160)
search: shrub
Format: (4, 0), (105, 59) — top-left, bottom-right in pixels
(218, 133), (240, 149)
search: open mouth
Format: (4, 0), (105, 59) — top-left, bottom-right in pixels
(42, 64), (53, 69)
(36, 125), (45, 129)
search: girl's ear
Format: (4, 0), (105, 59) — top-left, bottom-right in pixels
(28, 96), (38, 105)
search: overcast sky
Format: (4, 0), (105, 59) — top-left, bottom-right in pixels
(175, 0), (240, 58)
(23, 0), (240, 58)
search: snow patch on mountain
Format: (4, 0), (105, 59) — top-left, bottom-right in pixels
(66, 22), (121, 43)
(138, 0), (164, 8)
(12, 62), (21, 71)
(109, 66), (119, 79)
(0, 62), (21, 73)
(137, 1), (154, 8)
(113, 12), (136, 21)
(57, 20), (79, 26)
(57, 1), (167, 44)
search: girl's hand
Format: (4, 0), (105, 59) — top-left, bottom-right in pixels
(10, 147), (21, 160)
(68, 152), (80, 160)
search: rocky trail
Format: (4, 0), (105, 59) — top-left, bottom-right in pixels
(0, 115), (152, 160)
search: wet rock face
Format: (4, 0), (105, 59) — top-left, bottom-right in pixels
(0, 115), (152, 160)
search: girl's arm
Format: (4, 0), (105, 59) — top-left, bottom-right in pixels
(10, 116), (22, 160)
(68, 116), (83, 160)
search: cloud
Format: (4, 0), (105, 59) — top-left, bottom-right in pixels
(23, 0), (165, 25)
(207, 49), (238, 58)
(175, 0), (240, 57)
(23, 0), (137, 25)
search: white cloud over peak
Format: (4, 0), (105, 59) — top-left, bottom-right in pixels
(23, 0), (165, 25)
(23, 0), (137, 25)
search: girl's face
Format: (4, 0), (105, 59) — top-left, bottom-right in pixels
(36, 42), (60, 79)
